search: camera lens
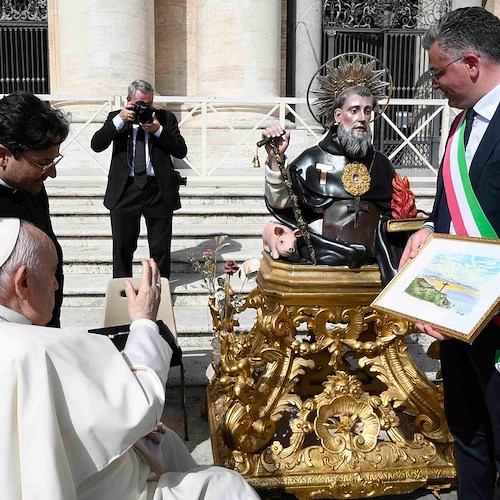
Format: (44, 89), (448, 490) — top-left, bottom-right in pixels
(133, 101), (154, 124)
(138, 109), (153, 124)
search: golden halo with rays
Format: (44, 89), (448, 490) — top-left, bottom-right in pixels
(307, 52), (393, 128)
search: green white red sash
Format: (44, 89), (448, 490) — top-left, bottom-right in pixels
(442, 111), (498, 238)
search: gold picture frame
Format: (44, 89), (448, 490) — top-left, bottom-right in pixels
(371, 234), (500, 343)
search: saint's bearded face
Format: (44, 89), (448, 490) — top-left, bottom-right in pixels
(334, 93), (374, 159)
(336, 121), (373, 159)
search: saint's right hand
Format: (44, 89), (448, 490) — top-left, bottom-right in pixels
(261, 125), (290, 167)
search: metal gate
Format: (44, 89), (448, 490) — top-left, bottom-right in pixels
(322, 0), (452, 170)
(0, 0), (49, 94)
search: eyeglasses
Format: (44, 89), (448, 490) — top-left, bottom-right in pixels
(428, 57), (463, 83)
(24, 154), (64, 173)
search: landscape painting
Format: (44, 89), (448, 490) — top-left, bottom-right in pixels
(371, 234), (500, 342)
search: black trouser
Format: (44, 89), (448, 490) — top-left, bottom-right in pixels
(110, 177), (173, 278)
(440, 321), (500, 500)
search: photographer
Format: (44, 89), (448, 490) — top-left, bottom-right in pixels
(91, 79), (187, 278)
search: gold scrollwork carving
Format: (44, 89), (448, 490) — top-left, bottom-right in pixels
(207, 255), (455, 498)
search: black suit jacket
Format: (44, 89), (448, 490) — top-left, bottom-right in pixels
(429, 105), (500, 345)
(430, 105), (500, 235)
(0, 184), (64, 327)
(91, 108), (187, 211)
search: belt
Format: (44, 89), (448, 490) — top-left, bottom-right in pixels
(128, 175), (156, 181)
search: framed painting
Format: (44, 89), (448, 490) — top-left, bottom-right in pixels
(371, 234), (500, 343)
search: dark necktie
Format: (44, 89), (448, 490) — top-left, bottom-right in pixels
(463, 108), (476, 147)
(134, 127), (147, 189)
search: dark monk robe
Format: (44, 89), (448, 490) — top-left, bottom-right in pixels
(265, 126), (406, 285)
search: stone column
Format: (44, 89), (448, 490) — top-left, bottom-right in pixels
(155, 0), (195, 96)
(294, 0), (323, 127)
(196, 0), (280, 98)
(48, 0), (155, 95)
(194, 0), (281, 126)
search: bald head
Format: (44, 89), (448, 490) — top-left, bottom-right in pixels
(0, 220), (59, 325)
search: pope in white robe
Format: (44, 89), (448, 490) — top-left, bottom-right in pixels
(0, 218), (259, 500)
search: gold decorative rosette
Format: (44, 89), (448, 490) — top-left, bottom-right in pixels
(341, 162), (371, 196)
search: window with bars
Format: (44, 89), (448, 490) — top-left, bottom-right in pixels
(0, 0), (49, 94)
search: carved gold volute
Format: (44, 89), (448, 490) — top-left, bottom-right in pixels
(207, 253), (455, 499)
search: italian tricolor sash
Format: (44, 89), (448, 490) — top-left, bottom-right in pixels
(442, 111), (498, 238)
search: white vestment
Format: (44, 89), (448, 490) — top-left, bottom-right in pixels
(0, 306), (259, 500)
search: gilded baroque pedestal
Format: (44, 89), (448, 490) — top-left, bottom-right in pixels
(207, 253), (455, 499)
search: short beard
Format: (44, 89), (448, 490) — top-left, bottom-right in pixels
(336, 123), (373, 159)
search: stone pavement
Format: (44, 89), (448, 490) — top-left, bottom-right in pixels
(163, 385), (458, 500)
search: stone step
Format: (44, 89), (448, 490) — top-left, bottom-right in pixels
(59, 242), (264, 259)
(62, 271), (259, 307)
(61, 297), (257, 336)
(53, 222), (267, 239)
(63, 261), (261, 277)
(62, 302), (257, 335)
(51, 214), (271, 228)
(61, 241), (263, 264)
(49, 203), (268, 216)
(48, 190), (266, 207)
(45, 178), (436, 200)
(45, 183), (264, 197)
(63, 261), (262, 276)
(58, 234), (263, 248)
(46, 183), (435, 197)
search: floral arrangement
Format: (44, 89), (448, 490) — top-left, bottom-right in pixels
(186, 235), (229, 295)
(186, 236), (260, 339)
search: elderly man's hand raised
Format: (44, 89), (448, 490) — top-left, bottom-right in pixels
(124, 259), (162, 323)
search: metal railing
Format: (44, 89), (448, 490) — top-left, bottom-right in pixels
(31, 94), (454, 184)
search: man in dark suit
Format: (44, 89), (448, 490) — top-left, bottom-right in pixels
(399, 7), (500, 499)
(91, 80), (187, 278)
(0, 91), (70, 327)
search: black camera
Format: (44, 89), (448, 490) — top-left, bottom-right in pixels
(174, 170), (187, 186)
(132, 100), (155, 124)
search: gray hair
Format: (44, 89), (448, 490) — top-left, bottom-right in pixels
(332, 86), (376, 115)
(0, 221), (44, 293)
(422, 7), (500, 63)
(127, 79), (155, 100)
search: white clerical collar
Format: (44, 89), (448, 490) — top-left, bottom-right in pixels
(0, 177), (16, 191)
(0, 304), (32, 324)
(471, 83), (500, 122)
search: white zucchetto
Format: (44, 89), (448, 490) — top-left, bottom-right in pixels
(0, 218), (21, 267)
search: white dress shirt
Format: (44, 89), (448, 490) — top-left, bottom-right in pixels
(112, 114), (163, 177)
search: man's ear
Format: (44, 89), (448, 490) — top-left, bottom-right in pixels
(334, 108), (341, 124)
(463, 53), (480, 77)
(0, 144), (10, 169)
(13, 265), (30, 301)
